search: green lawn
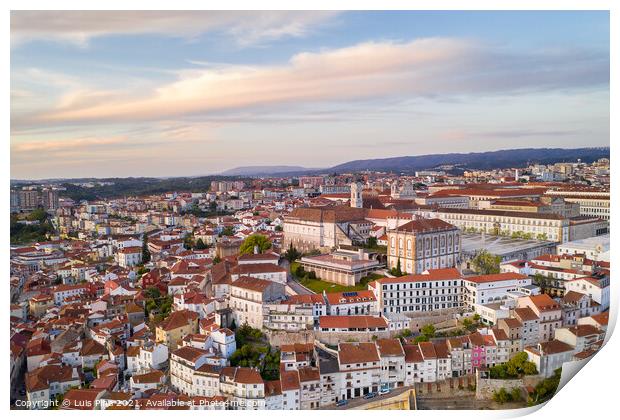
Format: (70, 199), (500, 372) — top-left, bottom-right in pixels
(295, 270), (384, 294)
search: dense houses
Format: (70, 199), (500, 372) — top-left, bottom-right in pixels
(9, 162), (611, 409)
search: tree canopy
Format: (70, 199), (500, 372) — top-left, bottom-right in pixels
(471, 249), (502, 274)
(239, 234), (272, 255)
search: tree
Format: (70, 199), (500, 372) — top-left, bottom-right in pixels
(275, 225), (283, 232)
(493, 387), (511, 404)
(533, 273), (549, 293)
(183, 233), (194, 250)
(420, 324), (436, 338)
(220, 226), (235, 237)
(367, 236), (378, 248)
(391, 258), (403, 277)
(195, 238), (207, 250)
(141, 233), (151, 263)
(213, 256), (221, 264)
(284, 244), (301, 263)
(239, 234), (272, 255)
(471, 250), (501, 274)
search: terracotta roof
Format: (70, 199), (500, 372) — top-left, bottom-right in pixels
(338, 342), (380, 364)
(376, 268), (462, 285)
(376, 338), (404, 357)
(465, 273), (529, 283)
(158, 310), (198, 332)
(590, 311), (609, 326)
(280, 370), (300, 391)
(514, 307), (539, 322)
(320, 315), (388, 330)
(324, 290), (377, 305)
(403, 344), (424, 363)
(132, 369), (164, 384)
(394, 218), (457, 233)
(532, 340), (574, 355)
(566, 325), (603, 337)
(231, 276), (274, 293)
(525, 294), (561, 312)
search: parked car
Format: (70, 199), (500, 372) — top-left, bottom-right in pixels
(336, 399), (348, 407)
(363, 392), (377, 399)
(379, 384), (390, 395)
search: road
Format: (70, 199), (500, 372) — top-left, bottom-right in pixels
(416, 397), (525, 410)
(280, 259), (313, 295)
(320, 386), (417, 410)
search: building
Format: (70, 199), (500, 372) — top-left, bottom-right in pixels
(283, 206), (371, 253)
(229, 276), (286, 329)
(368, 268), (464, 315)
(427, 208), (569, 243)
(386, 218), (460, 274)
(525, 340), (574, 377)
(557, 234), (610, 262)
(299, 248), (383, 287)
(462, 272), (533, 310)
(336, 342), (381, 400)
(155, 310), (199, 351)
(116, 246), (142, 268)
(545, 189), (610, 220)
(517, 295), (562, 343)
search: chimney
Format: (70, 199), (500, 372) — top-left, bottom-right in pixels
(358, 248), (364, 260)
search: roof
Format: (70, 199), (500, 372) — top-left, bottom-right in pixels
(566, 325), (603, 337)
(319, 315), (388, 330)
(514, 307), (539, 322)
(158, 310), (198, 332)
(286, 206), (368, 223)
(529, 340), (574, 355)
(465, 273), (529, 284)
(231, 276), (274, 293)
(394, 218), (457, 233)
(376, 268), (462, 285)
(280, 370), (300, 391)
(324, 290), (376, 305)
(338, 342), (380, 364)
(173, 346), (209, 363)
(525, 294), (561, 312)
(131, 370), (164, 384)
(376, 338), (404, 357)
(231, 263), (286, 275)
(403, 344), (424, 363)
(590, 311), (609, 326)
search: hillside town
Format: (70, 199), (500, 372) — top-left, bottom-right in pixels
(9, 159), (611, 410)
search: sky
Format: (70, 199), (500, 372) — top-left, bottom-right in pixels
(10, 11), (610, 179)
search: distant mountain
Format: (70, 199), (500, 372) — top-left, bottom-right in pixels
(220, 165), (320, 176)
(327, 147), (610, 173)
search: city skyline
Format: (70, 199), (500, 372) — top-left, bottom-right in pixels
(11, 11), (610, 179)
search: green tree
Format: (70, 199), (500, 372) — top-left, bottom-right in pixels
(284, 244), (301, 263)
(195, 238), (207, 250)
(493, 387), (511, 404)
(391, 258), (403, 277)
(420, 324), (436, 338)
(141, 233), (151, 263)
(220, 226), (235, 236)
(471, 250), (501, 274)
(183, 233), (194, 250)
(239, 234), (272, 255)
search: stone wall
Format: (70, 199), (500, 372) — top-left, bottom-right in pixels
(475, 375), (543, 400)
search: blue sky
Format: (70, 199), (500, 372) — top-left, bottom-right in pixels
(10, 11), (609, 179)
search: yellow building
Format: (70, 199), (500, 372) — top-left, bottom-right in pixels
(155, 309), (199, 351)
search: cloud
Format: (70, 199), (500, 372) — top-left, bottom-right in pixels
(24, 38), (608, 128)
(11, 136), (127, 153)
(10, 11), (340, 47)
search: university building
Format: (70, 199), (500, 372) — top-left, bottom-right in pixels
(386, 218), (460, 274)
